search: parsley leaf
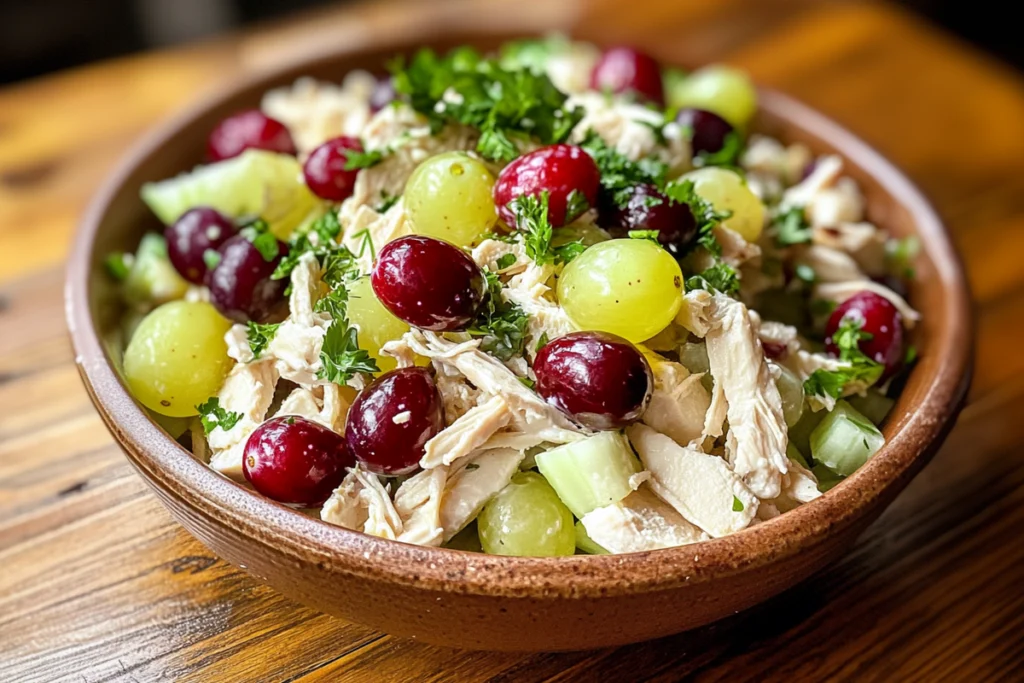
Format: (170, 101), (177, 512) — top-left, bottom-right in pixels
(376, 191), (400, 213)
(390, 48), (583, 162)
(886, 235), (920, 279)
(196, 397), (242, 435)
(342, 146), (386, 171)
(203, 249), (221, 271)
(628, 229), (661, 244)
(774, 206), (813, 246)
(554, 239), (587, 264)
(803, 316), (884, 400)
(732, 495), (745, 512)
(696, 131), (744, 168)
(246, 321), (280, 358)
(509, 193), (554, 264)
(579, 130), (668, 207)
(795, 264), (817, 283)
(535, 331), (550, 352)
(239, 219), (279, 262)
(564, 188), (591, 222)
(105, 252), (132, 280)
(685, 262), (740, 295)
(272, 212), (345, 282)
(496, 253), (517, 270)
(662, 179), (731, 257)
(318, 322), (379, 384)
(467, 270), (529, 361)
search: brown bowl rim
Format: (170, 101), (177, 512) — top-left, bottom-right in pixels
(66, 39), (973, 600)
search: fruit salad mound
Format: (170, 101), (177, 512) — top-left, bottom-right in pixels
(109, 37), (920, 556)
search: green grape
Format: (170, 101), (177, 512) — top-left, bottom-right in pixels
(477, 472), (576, 557)
(682, 167), (765, 242)
(667, 65), (758, 129)
(123, 301), (234, 417)
(557, 239), (683, 342)
(552, 223), (612, 248)
(405, 151), (497, 247)
(346, 275), (413, 374)
(774, 363), (805, 427)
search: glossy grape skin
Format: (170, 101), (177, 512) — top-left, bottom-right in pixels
(825, 291), (905, 380)
(165, 207), (237, 284)
(346, 275), (414, 374)
(371, 235), (487, 331)
(405, 152), (497, 247)
(534, 332), (653, 430)
(676, 108), (735, 157)
(123, 301), (233, 417)
(243, 416), (352, 506)
(345, 367), (445, 475)
(477, 472), (576, 557)
(557, 239), (683, 343)
(589, 47), (665, 106)
(493, 144), (601, 228)
(205, 234), (290, 323)
(682, 167), (765, 242)
(601, 184), (697, 255)
(207, 110), (297, 162)
(302, 136), (363, 201)
(667, 65), (758, 129)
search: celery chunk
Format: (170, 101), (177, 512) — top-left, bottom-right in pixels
(810, 400), (885, 477)
(535, 431), (641, 518)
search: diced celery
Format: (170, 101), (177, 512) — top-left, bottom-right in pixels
(774, 364), (805, 427)
(122, 233), (189, 307)
(847, 390), (896, 426)
(789, 407), (826, 460)
(574, 521), (609, 555)
(535, 431), (641, 518)
(812, 464), (844, 492)
(810, 400), (885, 477)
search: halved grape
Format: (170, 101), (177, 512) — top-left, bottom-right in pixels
(535, 431), (641, 517)
(477, 472), (575, 557)
(122, 233), (190, 307)
(667, 65), (758, 129)
(123, 301), (233, 417)
(405, 152), (497, 247)
(682, 167), (765, 242)
(141, 149), (321, 240)
(810, 400), (885, 477)
(557, 238), (683, 342)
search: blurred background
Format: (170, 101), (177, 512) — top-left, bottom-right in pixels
(0, 0), (1017, 84)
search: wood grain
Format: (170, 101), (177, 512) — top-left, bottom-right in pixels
(0, 0), (1021, 679)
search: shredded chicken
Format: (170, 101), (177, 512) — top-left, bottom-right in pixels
(794, 244), (867, 283)
(642, 358), (710, 448)
(627, 424), (758, 537)
(774, 458), (822, 512)
(675, 289), (714, 337)
(420, 395), (513, 469)
(432, 362), (482, 423)
(700, 378), (727, 445)
(813, 222), (887, 276)
(340, 200), (412, 274)
(393, 466), (448, 546)
(704, 293), (789, 499)
(321, 466), (404, 539)
(581, 486), (709, 553)
(261, 74), (376, 154)
(440, 448), (525, 541)
(780, 154), (843, 210)
(207, 359), (279, 479)
(741, 134), (812, 186)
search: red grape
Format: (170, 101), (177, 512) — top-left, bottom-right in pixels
(590, 47), (665, 106)
(207, 109), (296, 162)
(165, 207), (237, 284)
(825, 291), (905, 380)
(493, 144), (600, 228)
(303, 136), (363, 201)
(206, 233), (289, 323)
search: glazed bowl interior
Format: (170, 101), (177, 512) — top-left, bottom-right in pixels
(68, 30), (972, 650)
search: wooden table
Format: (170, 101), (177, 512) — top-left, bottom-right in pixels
(3, 0), (1023, 679)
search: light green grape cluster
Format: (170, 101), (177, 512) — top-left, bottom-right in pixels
(667, 65), (758, 129)
(682, 167), (765, 242)
(405, 152), (498, 247)
(123, 301), (234, 417)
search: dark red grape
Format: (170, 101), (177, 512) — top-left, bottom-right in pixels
(601, 184), (697, 255)
(825, 291), (905, 380)
(207, 109), (297, 162)
(164, 207), (237, 284)
(589, 47), (665, 106)
(346, 367), (445, 475)
(243, 416), (352, 506)
(676, 108), (735, 157)
(534, 331), (653, 430)
(370, 77), (396, 112)
(493, 144), (601, 228)
(206, 233), (289, 323)
(303, 136), (362, 201)
(371, 235), (486, 331)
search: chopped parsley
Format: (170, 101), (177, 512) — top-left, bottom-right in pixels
(352, 228), (376, 260)
(342, 146), (386, 171)
(794, 264), (817, 284)
(535, 331), (550, 352)
(628, 229), (661, 244)
(203, 249), (221, 271)
(246, 321), (280, 358)
(564, 188), (591, 222)
(685, 262), (740, 295)
(662, 179), (731, 257)
(272, 212), (346, 282)
(467, 270), (529, 361)
(732, 495), (745, 512)
(579, 130), (668, 207)
(318, 322), (379, 384)
(104, 252), (132, 280)
(495, 252), (517, 270)
(905, 345), (918, 365)
(390, 48), (582, 162)
(508, 193), (586, 265)
(803, 316), (884, 400)
(239, 219), (279, 262)
(886, 235), (919, 280)
(196, 397), (242, 435)
(376, 191), (400, 213)
(774, 206), (813, 246)
(518, 376), (536, 390)
(696, 131), (743, 168)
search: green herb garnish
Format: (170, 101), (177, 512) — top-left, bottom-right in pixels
(246, 321), (280, 359)
(467, 270), (529, 361)
(318, 322), (379, 384)
(579, 130), (668, 207)
(240, 219), (279, 262)
(774, 206), (813, 247)
(196, 397), (242, 435)
(803, 317), (884, 400)
(105, 252), (132, 281)
(496, 253), (517, 270)
(685, 262), (740, 295)
(628, 229), (661, 244)
(732, 495), (745, 512)
(508, 193), (585, 266)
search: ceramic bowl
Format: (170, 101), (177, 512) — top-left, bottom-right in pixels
(66, 32), (972, 651)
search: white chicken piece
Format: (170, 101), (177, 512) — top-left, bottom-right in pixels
(780, 154), (843, 211)
(440, 448), (525, 542)
(701, 378), (727, 445)
(815, 280), (920, 327)
(261, 74), (376, 154)
(627, 424), (758, 537)
(691, 225), (762, 274)
(704, 293), (790, 499)
(812, 222), (888, 276)
(568, 92), (692, 176)
(543, 41), (601, 94)
(321, 466), (404, 540)
(581, 486), (709, 553)
(263, 253), (333, 389)
(420, 396), (513, 469)
(793, 245), (867, 283)
(225, 324), (254, 363)
(755, 319), (801, 361)
(807, 177), (865, 228)
(773, 458), (822, 512)
(273, 384), (350, 434)
(502, 267), (575, 359)
(741, 134), (812, 186)
(642, 359), (711, 448)
(393, 466), (448, 547)
(340, 199), (411, 275)
(208, 359), (279, 479)
(675, 289), (714, 338)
